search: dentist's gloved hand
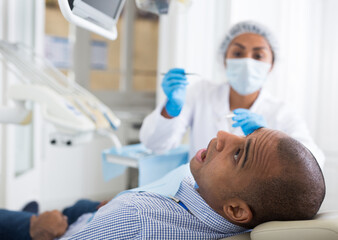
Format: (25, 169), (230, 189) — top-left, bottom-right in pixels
(232, 108), (267, 136)
(162, 68), (188, 117)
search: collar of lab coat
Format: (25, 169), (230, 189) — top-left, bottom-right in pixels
(211, 83), (268, 134)
(211, 82), (268, 117)
(211, 82), (231, 120)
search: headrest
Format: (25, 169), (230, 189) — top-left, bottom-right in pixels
(251, 211), (338, 240)
(222, 211), (338, 240)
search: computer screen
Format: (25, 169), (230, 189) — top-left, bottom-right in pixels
(58, 0), (125, 40)
(81, 0), (123, 19)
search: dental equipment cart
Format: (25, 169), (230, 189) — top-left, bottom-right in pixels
(102, 144), (189, 187)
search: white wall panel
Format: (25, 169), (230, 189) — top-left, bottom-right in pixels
(157, 0), (232, 104)
(317, 0), (338, 154)
(0, 0), (7, 207)
(1, 0), (38, 210)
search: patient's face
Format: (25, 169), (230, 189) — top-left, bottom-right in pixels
(190, 128), (282, 212)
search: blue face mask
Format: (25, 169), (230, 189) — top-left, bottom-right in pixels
(225, 58), (271, 96)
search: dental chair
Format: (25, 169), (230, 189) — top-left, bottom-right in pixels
(222, 211), (338, 240)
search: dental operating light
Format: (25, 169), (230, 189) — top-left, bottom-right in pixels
(58, 0), (126, 40)
(58, 0), (192, 40)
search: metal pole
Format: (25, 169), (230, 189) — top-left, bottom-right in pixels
(71, 25), (91, 88)
(120, 0), (136, 93)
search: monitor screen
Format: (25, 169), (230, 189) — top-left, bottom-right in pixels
(81, 0), (123, 19)
(59, 0), (125, 40)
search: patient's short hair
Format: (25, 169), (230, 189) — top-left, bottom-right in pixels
(240, 137), (325, 228)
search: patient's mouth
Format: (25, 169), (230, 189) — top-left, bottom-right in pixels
(196, 148), (207, 163)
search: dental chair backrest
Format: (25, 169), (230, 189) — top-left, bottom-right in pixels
(222, 211), (338, 240)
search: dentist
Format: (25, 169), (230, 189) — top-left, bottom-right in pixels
(140, 21), (324, 168)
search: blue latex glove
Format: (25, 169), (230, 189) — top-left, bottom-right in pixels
(232, 108), (267, 136)
(162, 68), (188, 117)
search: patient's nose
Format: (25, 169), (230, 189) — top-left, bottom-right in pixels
(216, 131), (243, 152)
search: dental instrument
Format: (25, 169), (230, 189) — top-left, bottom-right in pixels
(160, 73), (199, 76)
(226, 113), (235, 119)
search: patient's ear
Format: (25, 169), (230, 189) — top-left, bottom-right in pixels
(223, 198), (252, 225)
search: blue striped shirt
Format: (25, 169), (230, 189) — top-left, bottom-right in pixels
(62, 176), (248, 239)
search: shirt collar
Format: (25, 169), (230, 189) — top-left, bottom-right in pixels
(175, 176), (248, 234)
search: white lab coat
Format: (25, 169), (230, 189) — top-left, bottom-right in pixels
(140, 80), (325, 169)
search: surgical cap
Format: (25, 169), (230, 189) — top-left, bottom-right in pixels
(219, 21), (278, 61)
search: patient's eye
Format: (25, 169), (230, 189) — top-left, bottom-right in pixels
(234, 149), (241, 163)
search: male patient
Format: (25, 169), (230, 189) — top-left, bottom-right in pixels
(0, 128), (325, 239)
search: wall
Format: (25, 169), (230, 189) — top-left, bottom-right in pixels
(316, 0), (338, 211)
(0, 0), (39, 210)
(157, 0), (232, 104)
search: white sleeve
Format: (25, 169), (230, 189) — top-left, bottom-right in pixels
(139, 82), (197, 153)
(140, 102), (191, 153)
